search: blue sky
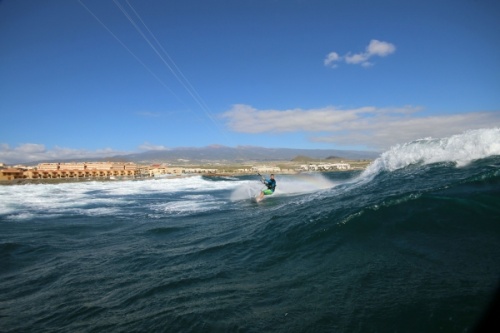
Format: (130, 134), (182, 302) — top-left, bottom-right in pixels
(1, 0), (499, 163)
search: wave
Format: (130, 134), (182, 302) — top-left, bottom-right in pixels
(361, 128), (500, 179)
(2, 128), (499, 223)
(288, 129), (500, 234)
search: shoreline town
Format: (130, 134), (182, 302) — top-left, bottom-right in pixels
(0, 160), (371, 184)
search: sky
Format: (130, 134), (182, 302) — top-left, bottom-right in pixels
(1, 0), (500, 164)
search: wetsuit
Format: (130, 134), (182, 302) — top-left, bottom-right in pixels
(262, 178), (276, 195)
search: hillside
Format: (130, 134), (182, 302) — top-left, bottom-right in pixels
(123, 146), (379, 163)
(23, 145), (379, 165)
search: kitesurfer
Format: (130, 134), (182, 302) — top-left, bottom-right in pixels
(258, 174), (276, 200)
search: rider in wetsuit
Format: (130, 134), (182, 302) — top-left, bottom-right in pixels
(258, 174), (276, 200)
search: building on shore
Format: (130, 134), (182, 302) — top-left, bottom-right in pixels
(0, 160), (355, 182)
(147, 165), (218, 177)
(1, 162), (253, 181)
(0, 168), (25, 181)
(251, 166), (281, 173)
(300, 163), (351, 171)
(0, 162), (141, 180)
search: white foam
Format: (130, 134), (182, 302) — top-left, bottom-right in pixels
(149, 197), (224, 216)
(361, 128), (500, 178)
(6, 212), (37, 221)
(230, 181), (262, 201)
(0, 176), (242, 221)
(78, 207), (122, 217)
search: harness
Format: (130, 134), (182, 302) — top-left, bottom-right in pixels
(259, 173), (276, 192)
(266, 179), (276, 191)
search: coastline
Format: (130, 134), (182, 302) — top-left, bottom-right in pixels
(0, 169), (361, 186)
(0, 159), (371, 185)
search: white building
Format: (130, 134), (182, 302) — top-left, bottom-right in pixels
(300, 163), (350, 171)
(251, 166), (281, 173)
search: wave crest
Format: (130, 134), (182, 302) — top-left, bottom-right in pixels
(362, 128), (500, 178)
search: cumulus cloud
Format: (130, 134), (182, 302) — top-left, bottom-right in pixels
(222, 104), (500, 150)
(0, 144), (129, 164)
(325, 39), (396, 68)
(324, 52), (341, 67)
(367, 39), (396, 57)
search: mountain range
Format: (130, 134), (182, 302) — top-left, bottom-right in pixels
(23, 145), (380, 165)
(117, 145), (379, 164)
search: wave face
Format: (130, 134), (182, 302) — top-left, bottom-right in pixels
(1, 128), (500, 332)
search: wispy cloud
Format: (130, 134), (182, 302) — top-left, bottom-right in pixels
(138, 142), (169, 151)
(324, 39), (396, 68)
(222, 104), (500, 149)
(222, 104), (420, 133)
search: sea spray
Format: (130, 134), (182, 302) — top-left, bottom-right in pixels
(229, 173), (337, 201)
(277, 172), (337, 194)
(229, 180), (262, 201)
(361, 128), (500, 180)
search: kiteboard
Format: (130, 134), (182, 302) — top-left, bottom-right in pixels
(253, 192), (263, 203)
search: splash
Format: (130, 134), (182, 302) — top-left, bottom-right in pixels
(229, 173), (336, 201)
(277, 173), (337, 194)
(361, 128), (500, 179)
(229, 181), (262, 201)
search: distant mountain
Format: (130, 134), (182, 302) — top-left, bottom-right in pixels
(22, 146), (379, 165)
(119, 146), (379, 163)
(325, 155), (342, 160)
(291, 155), (316, 162)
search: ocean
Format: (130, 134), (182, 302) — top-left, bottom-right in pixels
(1, 128), (500, 332)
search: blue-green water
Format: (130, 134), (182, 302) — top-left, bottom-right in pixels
(1, 129), (500, 332)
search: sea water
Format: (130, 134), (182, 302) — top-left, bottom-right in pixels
(1, 128), (500, 332)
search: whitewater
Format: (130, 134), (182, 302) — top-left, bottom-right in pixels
(1, 128), (499, 332)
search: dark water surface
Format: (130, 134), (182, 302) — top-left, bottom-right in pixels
(1, 131), (500, 332)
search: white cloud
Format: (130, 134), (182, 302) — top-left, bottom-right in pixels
(222, 104), (500, 150)
(0, 141), (172, 164)
(367, 39), (396, 57)
(324, 52), (341, 67)
(311, 112), (500, 149)
(344, 52), (370, 65)
(324, 39), (396, 68)
(222, 104), (419, 134)
(0, 144), (129, 164)
(16, 143), (46, 154)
